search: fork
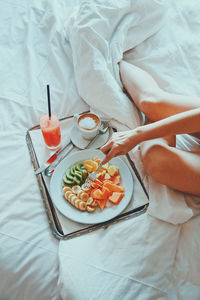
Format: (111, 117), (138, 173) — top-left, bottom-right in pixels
(85, 161), (103, 186)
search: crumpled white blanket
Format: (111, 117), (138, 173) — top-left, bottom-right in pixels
(58, 1), (200, 299)
(65, 0), (165, 128)
(64, 0), (196, 224)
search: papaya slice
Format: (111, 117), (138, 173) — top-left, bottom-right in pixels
(92, 188), (103, 199)
(102, 186), (112, 199)
(91, 178), (102, 188)
(103, 181), (124, 193)
(90, 188), (98, 198)
(111, 175), (121, 185)
(91, 182), (100, 189)
(97, 199), (107, 211)
(109, 192), (124, 205)
(103, 179), (113, 185)
(95, 178), (103, 186)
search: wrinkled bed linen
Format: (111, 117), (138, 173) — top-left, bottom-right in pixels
(59, 0), (200, 299)
(63, 0), (198, 224)
(1, 0), (200, 299)
(0, 0), (87, 299)
(65, 0), (165, 128)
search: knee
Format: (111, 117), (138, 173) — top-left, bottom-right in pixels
(139, 90), (164, 118)
(139, 98), (157, 117)
(140, 142), (170, 179)
(139, 96), (160, 121)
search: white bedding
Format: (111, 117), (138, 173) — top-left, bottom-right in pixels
(0, 0), (200, 299)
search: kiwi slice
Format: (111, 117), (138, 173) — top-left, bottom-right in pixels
(76, 163), (84, 172)
(63, 174), (74, 186)
(74, 170), (82, 180)
(70, 165), (76, 176)
(65, 168), (74, 181)
(73, 176), (81, 185)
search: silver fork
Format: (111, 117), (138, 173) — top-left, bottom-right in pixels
(84, 161), (103, 186)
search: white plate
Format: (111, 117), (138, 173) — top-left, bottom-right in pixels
(50, 149), (133, 224)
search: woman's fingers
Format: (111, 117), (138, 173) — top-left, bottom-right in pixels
(101, 147), (117, 165)
(100, 139), (113, 154)
(100, 130), (135, 164)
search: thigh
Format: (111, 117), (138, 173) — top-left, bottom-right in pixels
(140, 139), (200, 196)
(119, 61), (200, 121)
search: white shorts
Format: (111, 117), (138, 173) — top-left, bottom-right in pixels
(176, 134), (200, 152)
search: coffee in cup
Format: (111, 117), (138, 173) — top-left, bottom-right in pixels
(75, 113), (101, 140)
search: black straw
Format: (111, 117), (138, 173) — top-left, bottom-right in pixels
(47, 85), (51, 120)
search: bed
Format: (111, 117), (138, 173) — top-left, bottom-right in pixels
(1, 0), (200, 299)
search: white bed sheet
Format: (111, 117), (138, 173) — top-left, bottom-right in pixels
(0, 0), (88, 299)
(1, 0), (200, 300)
(58, 0), (200, 299)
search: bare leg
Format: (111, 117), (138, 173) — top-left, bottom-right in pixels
(140, 138), (200, 196)
(119, 61), (200, 122)
(119, 61), (200, 194)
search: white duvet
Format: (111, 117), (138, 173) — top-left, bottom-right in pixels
(59, 0), (200, 299)
(0, 0), (200, 299)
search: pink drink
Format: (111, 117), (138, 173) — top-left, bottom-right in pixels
(40, 113), (61, 150)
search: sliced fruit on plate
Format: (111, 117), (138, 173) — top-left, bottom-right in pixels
(102, 186), (112, 199)
(100, 162), (109, 171)
(62, 186), (72, 195)
(97, 199), (107, 211)
(107, 165), (119, 176)
(93, 157), (102, 165)
(104, 172), (111, 180)
(111, 175), (121, 185)
(84, 160), (98, 172)
(91, 188), (103, 200)
(72, 185), (81, 194)
(81, 183), (92, 192)
(84, 163), (93, 173)
(91, 178), (103, 189)
(103, 181), (124, 193)
(109, 192), (124, 205)
(79, 191), (89, 202)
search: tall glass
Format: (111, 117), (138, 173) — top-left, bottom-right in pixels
(40, 113), (61, 150)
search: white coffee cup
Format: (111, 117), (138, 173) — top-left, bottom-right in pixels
(74, 113), (101, 140)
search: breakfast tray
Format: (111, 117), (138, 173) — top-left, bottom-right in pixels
(26, 113), (149, 240)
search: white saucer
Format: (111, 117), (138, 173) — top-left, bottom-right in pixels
(70, 124), (111, 149)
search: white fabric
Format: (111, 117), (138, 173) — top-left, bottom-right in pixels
(0, 0), (87, 299)
(65, 0), (165, 128)
(59, 0), (200, 299)
(1, 0), (200, 299)
(63, 0), (197, 225)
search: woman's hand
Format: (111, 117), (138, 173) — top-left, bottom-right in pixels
(100, 130), (140, 164)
